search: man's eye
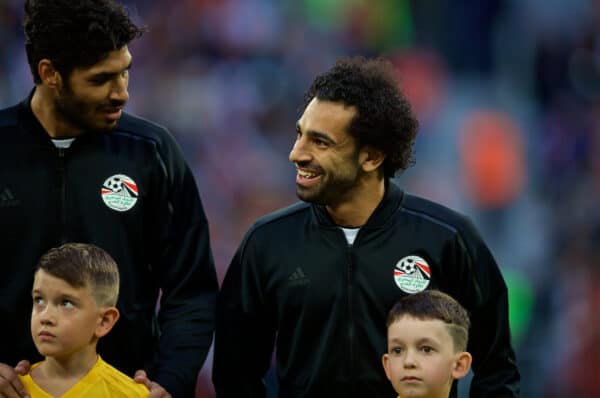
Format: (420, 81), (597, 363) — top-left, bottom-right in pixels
(90, 76), (108, 85)
(33, 296), (44, 305)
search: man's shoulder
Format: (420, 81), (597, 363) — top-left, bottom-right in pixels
(247, 202), (311, 235)
(0, 103), (21, 128)
(235, 202), (311, 254)
(400, 193), (472, 233)
(115, 112), (171, 142)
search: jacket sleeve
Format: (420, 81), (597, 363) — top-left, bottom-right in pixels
(450, 218), (520, 398)
(149, 133), (219, 398)
(212, 231), (277, 397)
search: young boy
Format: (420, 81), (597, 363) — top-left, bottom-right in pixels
(382, 290), (473, 398)
(19, 243), (149, 397)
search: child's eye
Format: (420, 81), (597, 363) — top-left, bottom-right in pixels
(391, 347), (403, 355)
(420, 346), (434, 353)
(61, 300), (75, 309)
(33, 296), (44, 305)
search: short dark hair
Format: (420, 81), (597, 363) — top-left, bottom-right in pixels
(387, 290), (470, 352)
(24, 0), (145, 84)
(36, 243), (120, 307)
(303, 57), (418, 178)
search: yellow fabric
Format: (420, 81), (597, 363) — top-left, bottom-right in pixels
(19, 356), (149, 398)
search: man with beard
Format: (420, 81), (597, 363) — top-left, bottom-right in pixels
(0, 1), (218, 397)
(213, 57), (520, 398)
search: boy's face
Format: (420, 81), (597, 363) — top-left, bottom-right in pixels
(31, 270), (103, 359)
(382, 315), (469, 398)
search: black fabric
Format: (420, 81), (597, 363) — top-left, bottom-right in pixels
(0, 92), (218, 398)
(214, 181), (519, 398)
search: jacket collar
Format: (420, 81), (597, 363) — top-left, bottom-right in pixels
(18, 89), (52, 143)
(311, 179), (404, 229)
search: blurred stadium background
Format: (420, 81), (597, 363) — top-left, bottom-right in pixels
(2, 0), (599, 396)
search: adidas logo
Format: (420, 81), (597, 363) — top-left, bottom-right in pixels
(288, 267), (310, 286)
(0, 188), (20, 207)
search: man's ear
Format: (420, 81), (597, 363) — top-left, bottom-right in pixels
(38, 59), (62, 88)
(358, 146), (385, 173)
(95, 307), (120, 339)
(451, 351), (472, 380)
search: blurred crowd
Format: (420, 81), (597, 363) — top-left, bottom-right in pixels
(2, 0), (599, 396)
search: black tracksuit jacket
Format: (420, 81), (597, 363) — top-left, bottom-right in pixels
(0, 94), (218, 398)
(214, 181), (519, 397)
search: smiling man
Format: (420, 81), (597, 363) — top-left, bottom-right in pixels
(0, 1), (218, 398)
(213, 57), (520, 398)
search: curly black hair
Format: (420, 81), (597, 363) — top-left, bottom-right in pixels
(303, 57), (418, 178)
(24, 0), (146, 84)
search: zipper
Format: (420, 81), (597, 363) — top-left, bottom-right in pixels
(57, 147), (67, 244)
(345, 239), (355, 392)
(344, 226), (364, 393)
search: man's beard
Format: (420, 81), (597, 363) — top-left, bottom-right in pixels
(54, 85), (122, 134)
(296, 163), (363, 206)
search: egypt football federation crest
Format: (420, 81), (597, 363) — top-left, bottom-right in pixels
(393, 255), (431, 294)
(101, 174), (139, 212)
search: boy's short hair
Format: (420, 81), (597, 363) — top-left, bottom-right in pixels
(36, 243), (120, 307)
(387, 290), (470, 351)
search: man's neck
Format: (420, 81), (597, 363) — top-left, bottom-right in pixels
(31, 86), (81, 138)
(31, 347), (98, 396)
(326, 175), (385, 227)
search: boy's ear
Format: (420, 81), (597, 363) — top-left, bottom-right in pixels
(95, 307), (120, 339)
(358, 146), (385, 173)
(381, 353), (392, 381)
(451, 351), (472, 380)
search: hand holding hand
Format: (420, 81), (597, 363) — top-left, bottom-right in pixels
(134, 370), (172, 398)
(0, 361), (30, 398)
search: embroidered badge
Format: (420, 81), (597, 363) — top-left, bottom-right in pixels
(101, 174), (139, 212)
(393, 255), (431, 294)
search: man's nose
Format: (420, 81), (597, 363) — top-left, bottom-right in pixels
(289, 137), (311, 164)
(109, 74), (129, 104)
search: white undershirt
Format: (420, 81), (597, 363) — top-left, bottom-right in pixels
(340, 227), (360, 245)
(51, 138), (76, 149)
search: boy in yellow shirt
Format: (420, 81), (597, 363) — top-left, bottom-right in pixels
(19, 243), (149, 397)
(382, 290), (473, 398)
